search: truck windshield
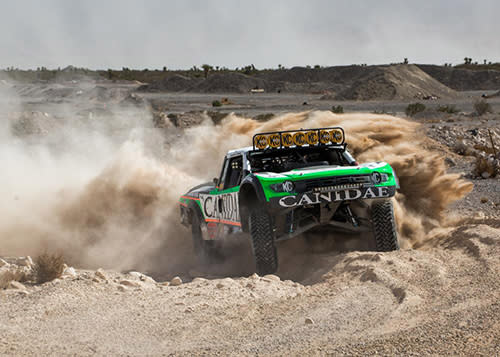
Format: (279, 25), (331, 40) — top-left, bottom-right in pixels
(248, 147), (352, 173)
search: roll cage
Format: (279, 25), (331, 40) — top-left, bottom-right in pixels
(216, 145), (356, 190)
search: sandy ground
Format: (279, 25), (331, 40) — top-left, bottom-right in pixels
(1, 82), (499, 355)
(1, 220), (499, 355)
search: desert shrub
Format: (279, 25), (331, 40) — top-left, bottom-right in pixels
(474, 99), (492, 116)
(254, 113), (274, 121)
(405, 103), (426, 117)
(34, 253), (64, 284)
(437, 105), (459, 114)
(0, 270), (15, 289)
(331, 105), (344, 114)
(212, 100), (222, 107)
(474, 156), (498, 178)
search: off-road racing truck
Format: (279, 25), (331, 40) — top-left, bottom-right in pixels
(179, 127), (399, 275)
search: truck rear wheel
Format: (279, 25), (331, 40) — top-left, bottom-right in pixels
(191, 210), (220, 263)
(371, 200), (399, 251)
(249, 209), (278, 275)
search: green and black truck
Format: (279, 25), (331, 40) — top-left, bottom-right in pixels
(179, 127), (400, 274)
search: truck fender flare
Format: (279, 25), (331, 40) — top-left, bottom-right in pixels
(239, 174), (266, 232)
(186, 199), (203, 225)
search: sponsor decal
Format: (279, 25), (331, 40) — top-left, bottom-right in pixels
(277, 186), (394, 208)
(282, 181), (294, 192)
(200, 192), (240, 224)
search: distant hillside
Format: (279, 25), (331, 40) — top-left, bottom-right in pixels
(417, 65), (500, 91)
(3, 63), (499, 95)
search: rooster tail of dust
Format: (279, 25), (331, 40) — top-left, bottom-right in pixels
(0, 110), (472, 272)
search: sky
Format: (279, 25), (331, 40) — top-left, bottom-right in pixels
(1, 0), (499, 70)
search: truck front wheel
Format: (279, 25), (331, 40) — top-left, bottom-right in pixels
(371, 200), (399, 251)
(249, 209), (278, 275)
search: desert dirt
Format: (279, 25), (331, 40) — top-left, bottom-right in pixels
(0, 76), (499, 355)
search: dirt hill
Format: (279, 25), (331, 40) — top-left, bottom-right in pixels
(335, 65), (458, 101)
(418, 65), (500, 91)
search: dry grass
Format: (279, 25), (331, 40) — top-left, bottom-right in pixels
(34, 253), (65, 284)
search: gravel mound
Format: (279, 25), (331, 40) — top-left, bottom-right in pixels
(187, 72), (271, 94)
(138, 74), (201, 92)
(335, 64), (458, 100)
(9, 111), (59, 136)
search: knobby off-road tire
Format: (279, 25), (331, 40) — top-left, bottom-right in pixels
(249, 209), (278, 275)
(371, 199), (400, 251)
(191, 210), (220, 263)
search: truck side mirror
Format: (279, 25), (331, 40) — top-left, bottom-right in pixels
(213, 177), (219, 187)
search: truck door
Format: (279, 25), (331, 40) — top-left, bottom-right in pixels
(213, 155), (243, 234)
(199, 155), (244, 239)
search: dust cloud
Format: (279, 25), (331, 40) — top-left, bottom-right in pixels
(0, 85), (472, 272)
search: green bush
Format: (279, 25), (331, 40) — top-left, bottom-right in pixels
(405, 103), (426, 117)
(437, 105), (459, 114)
(331, 105), (344, 114)
(212, 100), (222, 107)
(474, 99), (492, 116)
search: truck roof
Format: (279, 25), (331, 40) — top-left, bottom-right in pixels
(226, 146), (253, 158)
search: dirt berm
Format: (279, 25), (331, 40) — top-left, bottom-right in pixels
(335, 64), (458, 100)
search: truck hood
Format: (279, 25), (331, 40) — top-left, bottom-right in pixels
(254, 162), (393, 181)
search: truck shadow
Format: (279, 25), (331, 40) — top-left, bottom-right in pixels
(150, 232), (375, 286)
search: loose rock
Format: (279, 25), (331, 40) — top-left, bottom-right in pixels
(63, 267), (77, 278)
(263, 274), (281, 282)
(16, 256), (33, 268)
(170, 276), (182, 286)
(95, 269), (106, 280)
(120, 280), (140, 287)
(9, 281), (26, 290)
